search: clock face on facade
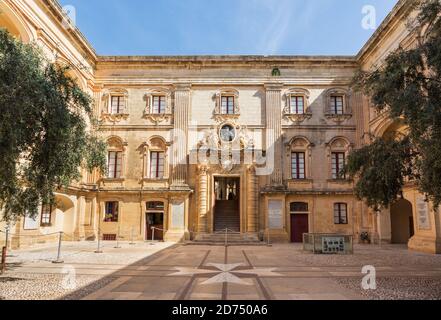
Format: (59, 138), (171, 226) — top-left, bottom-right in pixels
(219, 124), (236, 142)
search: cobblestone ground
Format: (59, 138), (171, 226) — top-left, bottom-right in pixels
(336, 277), (441, 300)
(0, 241), (175, 300)
(1, 243), (441, 300)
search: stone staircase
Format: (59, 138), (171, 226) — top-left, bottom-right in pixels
(191, 232), (263, 246)
(214, 200), (240, 232)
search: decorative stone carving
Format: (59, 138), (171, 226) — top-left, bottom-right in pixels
(100, 88), (130, 123)
(283, 88), (313, 125)
(213, 88), (240, 122)
(142, 88), (173, 125)
(324, 88), (353, 124)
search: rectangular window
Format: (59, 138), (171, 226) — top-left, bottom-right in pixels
(290, 96), (305, 114)
(150, 151), (165, 179)
(221, 96), (235, 115)
(291, 152), (306, 179)
(40, 204), (52, 226)
(152, 96), (166, 114)
(331, 152), (346, 179)
(104, 202), (119, 222)
(290, 202), (309, 213)
(334, 203), (348, 224)
(107, 151), (122, 179)
(110, 96), (124, 114)
(330, 96), (344, 115)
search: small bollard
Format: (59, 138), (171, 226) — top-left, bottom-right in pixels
(114, 226), (121, 249)
(1, 246), (6, 274)
(150, 227), (155, 245)
(129, 227), (135, 245)
(95, 229), (103, 253)
(52, 232), (64, 264)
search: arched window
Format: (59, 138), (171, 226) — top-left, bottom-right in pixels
(326, 137), (352, 180)
(286, 137), (313, 180)
(106, 136), (127, 179)
(141, 137), (169, 180)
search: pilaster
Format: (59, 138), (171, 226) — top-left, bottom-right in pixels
(265, 83), (284, 187)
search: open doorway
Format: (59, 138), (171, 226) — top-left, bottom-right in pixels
(214, 177), (240, 232)
(146, 201), (164, 241)
(390, 199), (414, 244)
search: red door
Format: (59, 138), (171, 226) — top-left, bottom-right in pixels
(291, 214), (309, 243)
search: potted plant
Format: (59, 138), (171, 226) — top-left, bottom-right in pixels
(360, 232), (370, 244)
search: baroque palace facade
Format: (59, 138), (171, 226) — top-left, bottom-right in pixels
(1, 0), (440, 253)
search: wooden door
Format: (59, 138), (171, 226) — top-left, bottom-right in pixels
(291, 214), (309, 243)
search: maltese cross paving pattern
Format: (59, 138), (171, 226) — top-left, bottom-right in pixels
(169, 262), (281, 286)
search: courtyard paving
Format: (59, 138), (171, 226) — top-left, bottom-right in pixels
(1, 242), (441, 300)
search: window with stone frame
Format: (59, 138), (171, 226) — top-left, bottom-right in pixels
(221, 96), (235, 115)
(152, 95), (167, 114)
(291, 152), (306, 179)
(104, 201), (119, 222)
(107, 151), (122, 179)
(331, 152), (346, 180)
(110, 95), (125, 114)
(290, 96), (305, 114)
(334, 203), (348, 224)
(40, 204), (53, 226)
(150, 151), (165, 179)
(330, 95), (344, 115)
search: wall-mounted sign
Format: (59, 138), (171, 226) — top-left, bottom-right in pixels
(322, 237), (345, 254)
(416, 196), (431, 230)
(171, 200), (185, 230)
(268, 200), (283, 229)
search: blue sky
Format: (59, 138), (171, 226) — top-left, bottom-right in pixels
(59, 0), (399, 56)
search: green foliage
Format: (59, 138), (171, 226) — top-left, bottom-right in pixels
(349, 0), (441, 209)
(346, 137), (413, 210)
(0, 28), (106, 222)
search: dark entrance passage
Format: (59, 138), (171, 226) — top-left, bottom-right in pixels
(146, 202), (164, 241)
(214, 177), (240, 232)
(391, 199), (414, 244)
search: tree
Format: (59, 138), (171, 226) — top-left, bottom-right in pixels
(0, 28), (106, 222)
(346, 0), (441, 210)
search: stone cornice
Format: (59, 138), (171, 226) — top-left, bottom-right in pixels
(356, 0), (416, 64)
(40, 0), (97, 61)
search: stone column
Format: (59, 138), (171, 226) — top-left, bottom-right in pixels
(247, 165), (258, 233)
(197, 165), (209, 233)
(265, 83), (283, 186)
(171, 83), (192, 187)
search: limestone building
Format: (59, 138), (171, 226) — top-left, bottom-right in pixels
(0, 0), (440, 253)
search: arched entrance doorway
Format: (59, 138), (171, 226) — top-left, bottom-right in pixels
(390, 199), (414, 244)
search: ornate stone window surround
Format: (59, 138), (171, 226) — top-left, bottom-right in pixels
(324, 88), (352, 124)
(101, 88), (130, 123)
(141, 136), (170, 181)
(285, 136), (314, 181)
(103, 136), (128, 181)
(143, 88), (173, 125)
(325, 136), (353, 181)
(214, 88), (240, 122)
(283, 88), (313, 124)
